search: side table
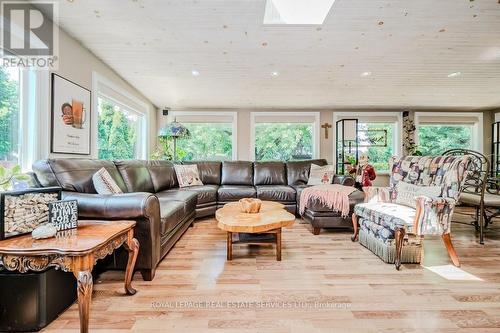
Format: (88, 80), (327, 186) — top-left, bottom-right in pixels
(0, 220), (139, 333)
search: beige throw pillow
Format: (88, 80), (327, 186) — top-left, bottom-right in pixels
(307, 164), (335, 185)
(395, 182), (442, 209)
(92, 167), (123, 195)
(174, 164), (204, 188)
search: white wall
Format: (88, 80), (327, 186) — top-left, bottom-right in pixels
(37, 29), (157, 160)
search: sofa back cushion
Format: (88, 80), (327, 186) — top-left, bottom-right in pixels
(32, 159), (127, 193)
(254, 162), (286, 185)
(390, 155), (470, 201)
(221, 161), (253, 185)
(286, 159), (328, 186)
(114, 160), (154, 193)
(182, 161), (222, 185)
(145, 160), (178, 192)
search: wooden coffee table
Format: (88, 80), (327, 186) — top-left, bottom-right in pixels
(0, 220), (139, 333)
(215, 201), (295, 261)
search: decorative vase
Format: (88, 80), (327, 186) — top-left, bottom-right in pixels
(239, 198), (262, 213)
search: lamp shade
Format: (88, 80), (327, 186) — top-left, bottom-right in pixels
(158, 120), (190, 139)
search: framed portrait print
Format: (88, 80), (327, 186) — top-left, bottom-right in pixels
(51, 73), (91, 155)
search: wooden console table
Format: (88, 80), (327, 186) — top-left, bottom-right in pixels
(0, 220), (139, 333)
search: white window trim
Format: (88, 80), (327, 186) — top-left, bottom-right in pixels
(169, 110), (238, 160)
(92, 71), (150, 159)
(414, 112), (483, 153)
(250, 111), (320, 161)
(332, 111), (403, 174)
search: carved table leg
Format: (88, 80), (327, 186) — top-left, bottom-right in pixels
(351, 214), (359, 242)
(276, 228), (282, 261)
(394, 227), (406, 271)
(74, 270), (93, 333)
(124, 234), (139, 295)
(227, 232), (233, 260)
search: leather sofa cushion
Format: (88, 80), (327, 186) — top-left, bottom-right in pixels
(305, 189), (364, 212)
(156, 189), (198, 213)
(256, 185), (296, 202)
(286, 159), (328, 186)
(183, 161), (222, 185)
(158, 200), (185, 235)
(221, 161), (253, 185)
(114, 160), (155, 193)
(32, 159), (127, 193)
(181, 185), (218, 205)
(218, 185), (256, 202)
(145, 160), (178, 192)
(254, 162), (286, 185)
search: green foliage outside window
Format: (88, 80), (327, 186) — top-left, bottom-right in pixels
(418, 125), (472, 156)
(176, 123), (232, 161)
(359, 123), (394, 172)
(255, 123), (313, 161)
(0, 67), (20, 162)
(97, 98), (138, 160)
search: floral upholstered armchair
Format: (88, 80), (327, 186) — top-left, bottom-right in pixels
(351, 155), (470, 270)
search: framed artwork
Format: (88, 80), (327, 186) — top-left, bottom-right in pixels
(51, 73), (91, 155)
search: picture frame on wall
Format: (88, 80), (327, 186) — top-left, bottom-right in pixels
(51, 73), (91, 155)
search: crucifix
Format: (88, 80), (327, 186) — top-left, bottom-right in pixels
(321, 122), (332, 139)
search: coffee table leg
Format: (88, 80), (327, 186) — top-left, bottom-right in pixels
(124, 233), (139, 295)
(227, 232), (233, 260)
(276, 228), (282, 261)
(74, 270), (93, 333)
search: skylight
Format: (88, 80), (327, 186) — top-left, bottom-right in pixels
(264, 0), (335, 25)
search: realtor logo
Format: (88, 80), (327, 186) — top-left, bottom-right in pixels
(1, 1), (59, 69)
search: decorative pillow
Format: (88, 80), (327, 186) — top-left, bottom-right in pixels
(92, 167), (123, 195)
(174, 164), (204, 188)
(395, 182), (442, 209)
(307, 164), (335, 185)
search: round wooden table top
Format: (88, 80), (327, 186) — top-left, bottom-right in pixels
(215, 201), (296, 233)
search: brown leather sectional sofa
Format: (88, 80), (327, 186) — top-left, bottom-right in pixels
(32, 158), (361, 281)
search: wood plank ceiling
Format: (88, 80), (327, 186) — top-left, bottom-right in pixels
(55, 0), (500, 109)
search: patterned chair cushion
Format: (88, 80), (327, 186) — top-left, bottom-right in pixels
(355, 201), (416, 233)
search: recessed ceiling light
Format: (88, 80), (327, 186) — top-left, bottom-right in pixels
(271, 71), (280, 77)
(447, 72), (461, 78)
(191, 70), (200, 76)
(361, 71), (372, 77)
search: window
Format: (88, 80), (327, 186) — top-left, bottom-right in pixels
(251, 112), (320, 161)
(97, 96), (145, 160)
(176, 123), (233, 161)
(334, 112), (402, 174)
(358, 122), (395, 172)
(418, 124), (473, 156)
(170, 112), (237, 161)
(0, 66), (20, 164)
(415, 112), (482, 156)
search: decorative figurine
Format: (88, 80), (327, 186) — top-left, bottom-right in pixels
(347, 154), (377, 190)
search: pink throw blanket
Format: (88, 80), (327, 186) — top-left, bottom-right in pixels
(299, 184), (356, 217)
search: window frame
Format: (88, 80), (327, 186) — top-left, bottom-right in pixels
(169, 110), (238, 160)
(333, 111), (403, 175)
(92, 72), (150, 160)
(414, 112), (483, 154)
(250, 111), (320, 161)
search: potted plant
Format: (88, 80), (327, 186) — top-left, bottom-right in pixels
(0, 165), (31, 191)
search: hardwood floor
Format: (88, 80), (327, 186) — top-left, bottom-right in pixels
(44, 210), (500, 332)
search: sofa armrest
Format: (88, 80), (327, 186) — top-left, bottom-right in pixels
(335, 175), (355, 187)
(414, 196), (456, 236)
(363, 186), (392, 203)
(62, 191), (160, 220)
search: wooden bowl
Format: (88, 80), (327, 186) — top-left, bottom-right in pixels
(239, 198), (262, 214)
